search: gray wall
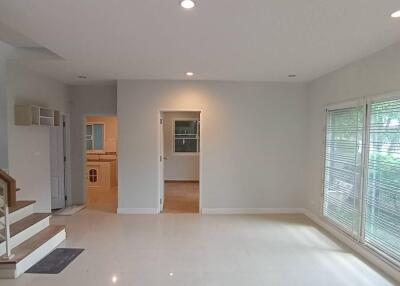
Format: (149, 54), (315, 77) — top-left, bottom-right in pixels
(0, 58), (7, 171)
(305, 41), (400, 217)
(7, 63), (69, 212)
(69, 84), (117, 204)
(118, 80), (308, 213)
(163, 111), (200, 181)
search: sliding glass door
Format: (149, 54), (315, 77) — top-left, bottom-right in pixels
(323, 96), (400, 264)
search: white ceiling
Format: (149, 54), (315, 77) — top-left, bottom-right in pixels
(0, 0), (399, 84)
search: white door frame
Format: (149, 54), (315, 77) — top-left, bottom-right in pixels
(63, 113), (73, 208)
(82, 114), (117, 207)
(50, 113), (72, 209)
(158, 109), (203, 214)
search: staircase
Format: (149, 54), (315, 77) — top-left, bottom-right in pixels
(0, 170), (66, 279)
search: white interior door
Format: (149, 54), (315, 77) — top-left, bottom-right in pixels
(50, 124), (65, 209)
(159, 114), (164, 212)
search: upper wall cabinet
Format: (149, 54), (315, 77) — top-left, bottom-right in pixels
(15, 105), (60, 127)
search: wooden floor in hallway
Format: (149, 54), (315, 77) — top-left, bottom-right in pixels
(86, 187), (118, 213)
(163, 181), (199, 213)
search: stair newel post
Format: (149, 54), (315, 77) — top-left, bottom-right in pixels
(0, 179), (14, 260)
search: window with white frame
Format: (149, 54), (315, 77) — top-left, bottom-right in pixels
(323, 105), (365, 236)
(173, 119), (200, 153)
(323, 96), (400, 264)
(86, 123), (104, 151)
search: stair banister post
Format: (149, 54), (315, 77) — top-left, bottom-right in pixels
(0, 179), (14, 260)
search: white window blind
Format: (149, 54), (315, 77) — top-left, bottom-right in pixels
(364, 98), (400, 261)
(323, 97), (400, 265)
(323, 106), (364, 236)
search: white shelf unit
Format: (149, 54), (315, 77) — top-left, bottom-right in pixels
(15, 105), (61, 127)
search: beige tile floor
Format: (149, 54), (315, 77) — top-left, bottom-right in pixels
(2, 210), (397, 286)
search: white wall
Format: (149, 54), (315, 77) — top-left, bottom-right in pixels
(163, 111), (200, 181)
(305, 41), (400, 217)
(69, 84), (117, 204)
(0, 58), (8, 170)
(118, 80), (308, 213)
(6, 63), (69, 212)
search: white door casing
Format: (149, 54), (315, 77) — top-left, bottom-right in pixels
(159, 114), (164, 212)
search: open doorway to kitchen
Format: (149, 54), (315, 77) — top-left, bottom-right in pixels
(85, 116), (118, 213)
(159, 111), (201, 213)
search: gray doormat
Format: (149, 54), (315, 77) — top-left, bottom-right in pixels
(26, 248), (84, 274)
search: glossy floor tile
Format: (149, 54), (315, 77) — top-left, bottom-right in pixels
(2, 210), (397, 286)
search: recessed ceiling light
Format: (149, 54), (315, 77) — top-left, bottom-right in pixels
(180, 0), (195, 9)
(391, 10), (400, 18)
(111, 275), (118, 283)
(78, 75), (87, 79)
(186, 72), (194, 77)
(169, 272), (174, 277)
(288, 74), (297, 78)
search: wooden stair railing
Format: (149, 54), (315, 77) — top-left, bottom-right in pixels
(0, 169), (16, 208)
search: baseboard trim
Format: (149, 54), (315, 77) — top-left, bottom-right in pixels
(117, 208), (159, 215)
(303, 209), (400, 283)
(201, 208), (305, 214)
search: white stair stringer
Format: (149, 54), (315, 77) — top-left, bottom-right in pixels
(0, 216), (50, 256)
(0, 204), (34, 226)
(0, 228), (66, 278)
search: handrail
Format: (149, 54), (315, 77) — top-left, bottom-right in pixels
(0, 178), (14, 260)
(0, 169), (16, 207)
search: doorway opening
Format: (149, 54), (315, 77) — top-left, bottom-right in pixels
(159, 111), (201, 213)
(85, 115), (118, 213)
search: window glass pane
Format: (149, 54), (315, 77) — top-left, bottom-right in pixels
(86, 124), (93, 135)
(365, 99), (400, 261)
(86, 139), (93, 150)
(93, 124), (104, 150)
(175, 139), (197, 153)
(323, 106), (364, 236)
(175, 120), (198, 135)
(174, 120), (199, 153)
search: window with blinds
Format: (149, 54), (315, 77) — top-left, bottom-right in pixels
(364, 99), (400, 262)
(323, 106), (364, 236)
(323, 97), (400, 264)
(173, 120), (200, 153)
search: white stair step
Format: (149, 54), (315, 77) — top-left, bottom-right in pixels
(0, 225), (66, 278)
(0, 213), (50, 256)
(0, 201), (35, 226)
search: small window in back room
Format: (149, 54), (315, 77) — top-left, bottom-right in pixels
(173, 120), (200, 153)
(86, 123), (104, 151)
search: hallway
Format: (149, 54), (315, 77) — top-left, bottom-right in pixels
(86, 187), (117, 213)
(163, 182), (199, 213)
